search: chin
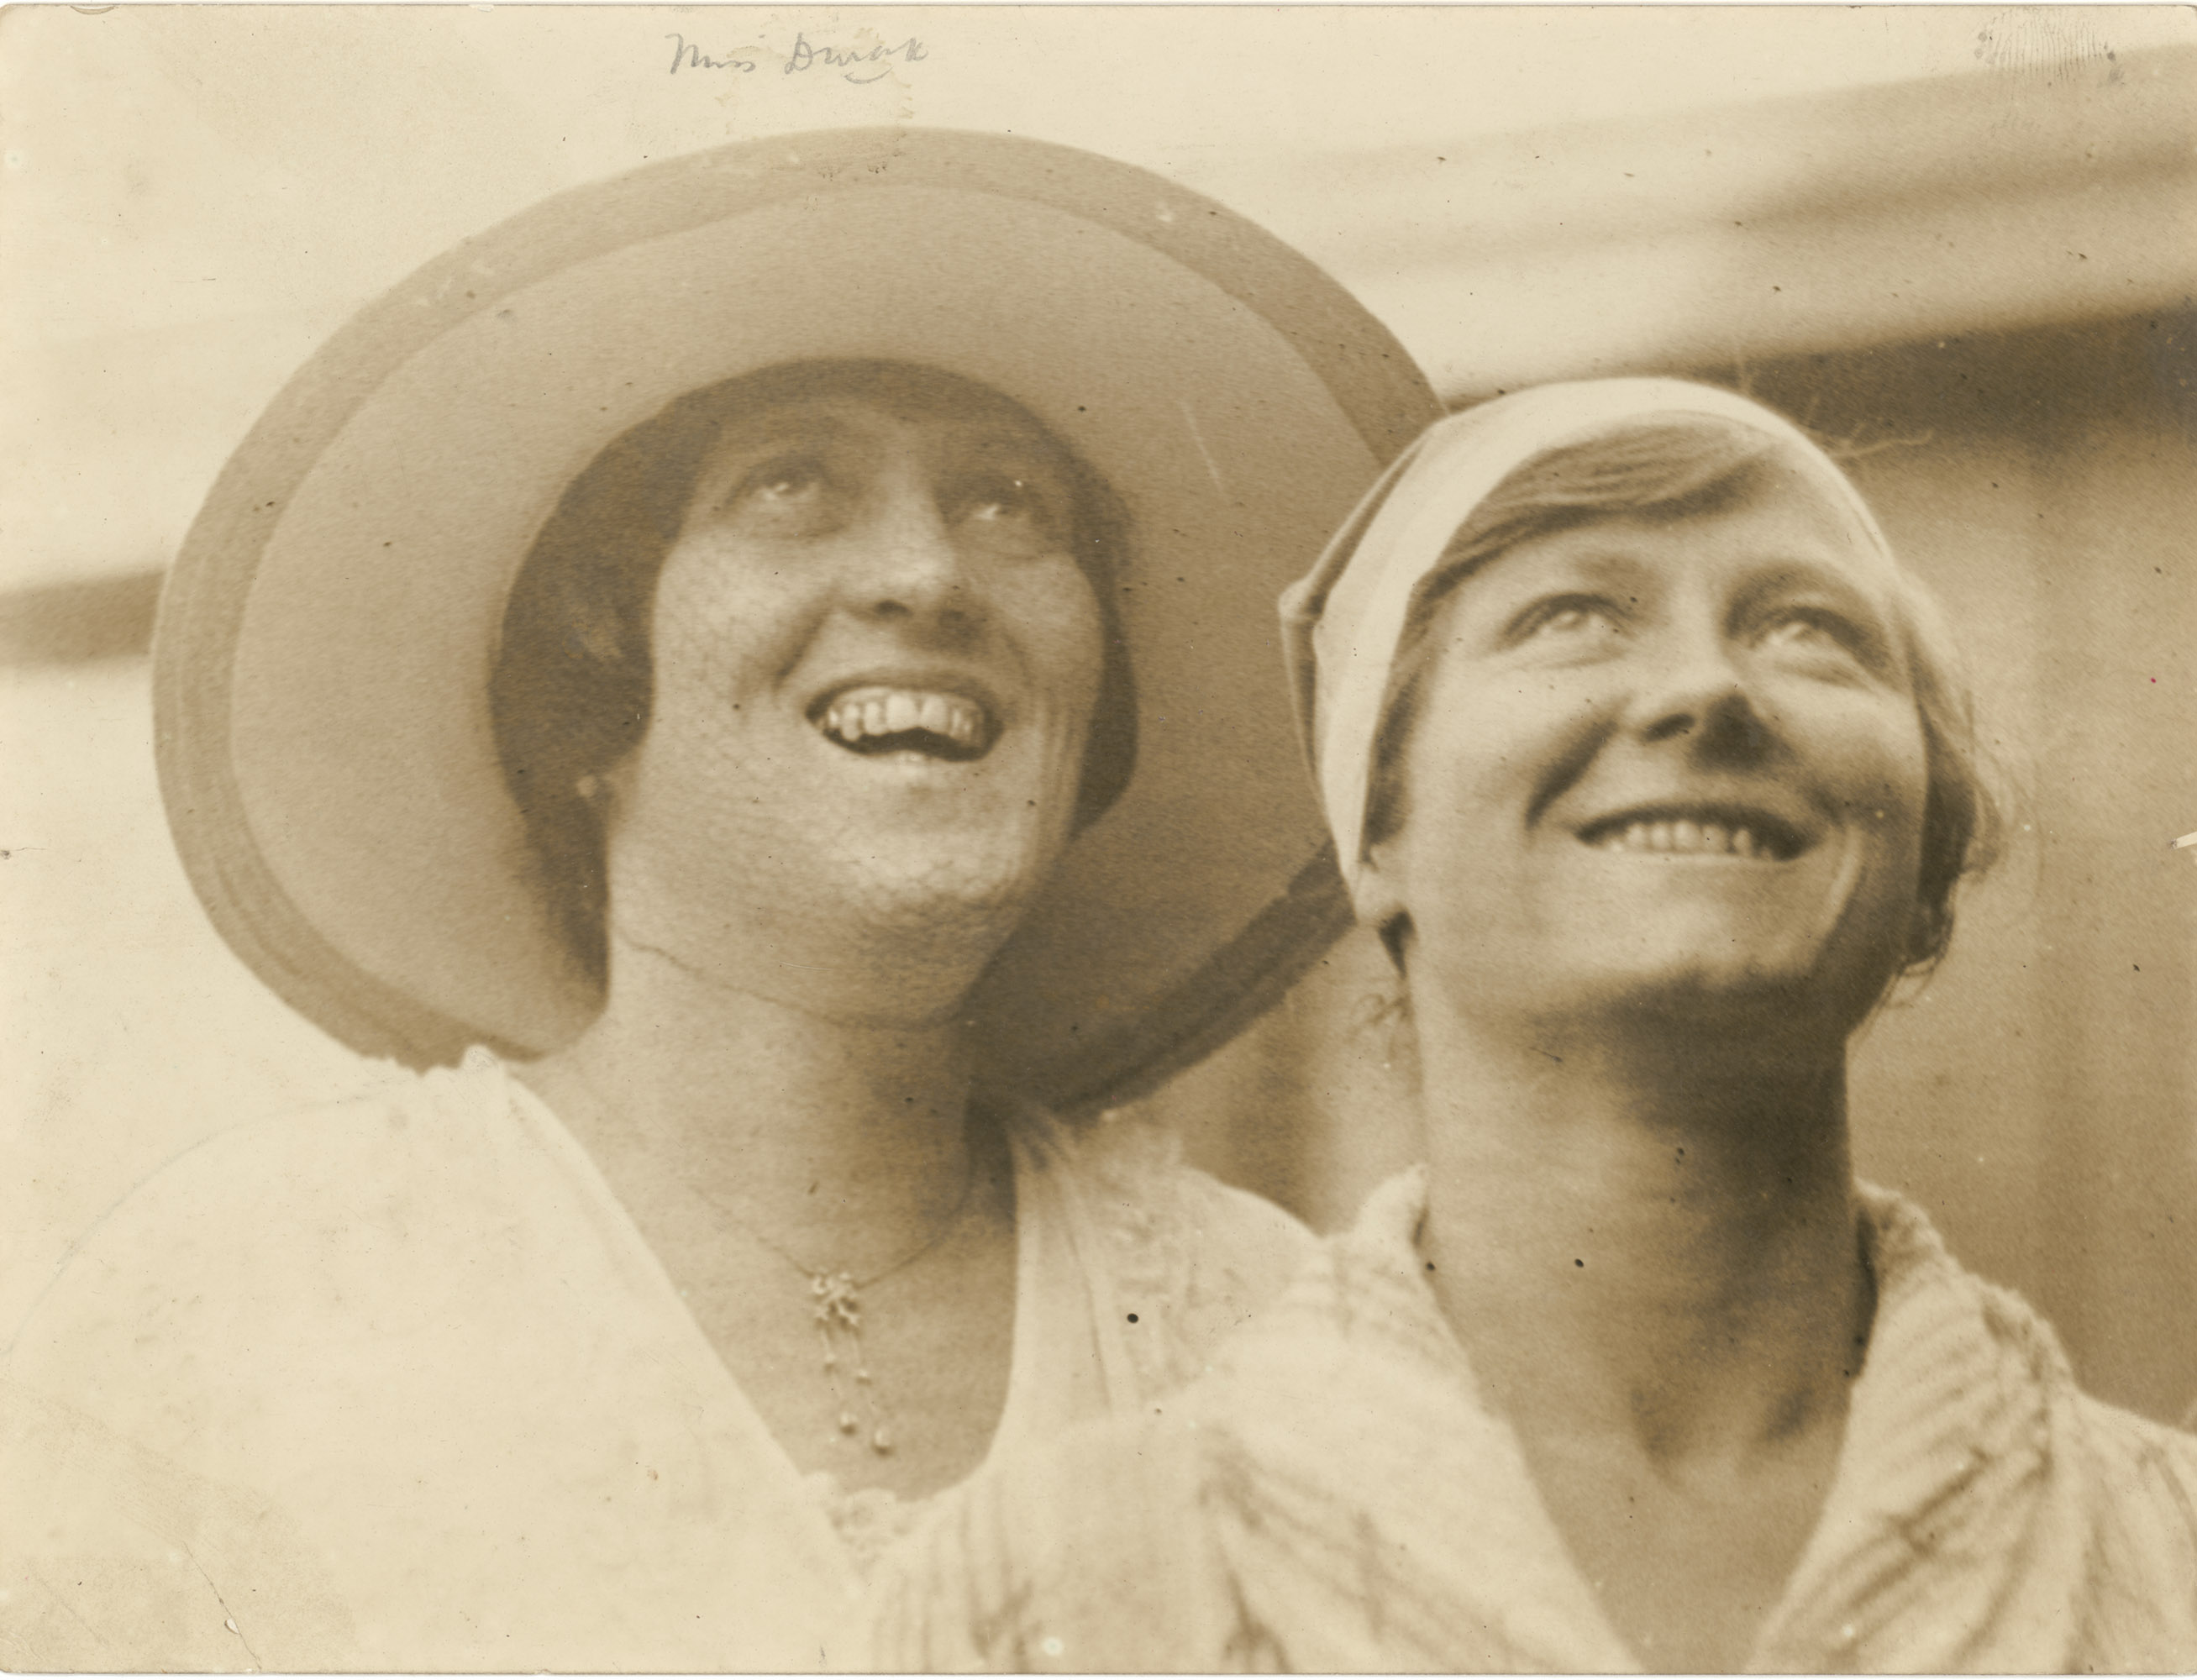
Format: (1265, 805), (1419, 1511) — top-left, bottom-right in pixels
(828, 827), (1058, 940)
(1589, 944), (1895, 1053)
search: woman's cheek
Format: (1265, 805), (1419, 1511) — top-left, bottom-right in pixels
(661, 565), (823, 693)
(1022, 566), (1107, 731)
(1484, 672), (1619, 801)
(1829, 698), (1930, 831)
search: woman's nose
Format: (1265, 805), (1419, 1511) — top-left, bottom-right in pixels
(1630, 629), (1773, 759)
(847, 473), (982, 637)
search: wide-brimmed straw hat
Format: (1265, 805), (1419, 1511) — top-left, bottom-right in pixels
(155, 127), (1440, 1112)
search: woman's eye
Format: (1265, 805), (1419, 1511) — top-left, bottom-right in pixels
(951, 475), (1064, 556)
(717, 454), (843, 535)
(1511, 596), (1622, 644)
(1758, 607), (1863, 657)
(737, 456), (828, 507)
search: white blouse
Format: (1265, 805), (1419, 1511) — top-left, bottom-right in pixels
(0, 1048), (1310, 1671)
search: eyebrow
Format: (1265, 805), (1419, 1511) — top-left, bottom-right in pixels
(1456, 543), (1652, 598)
(1731, 557), (1897, 619)
(704, 405), (1067, 470)
(704, 409), (863, 459)
(1473, 538), (1893, 601)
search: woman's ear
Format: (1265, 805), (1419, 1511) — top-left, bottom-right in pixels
(1904, 895), (1943, 973)
(601, 752), (643, 809)
(582, 755), (640, 844)
(1352, 843), (1414, 972)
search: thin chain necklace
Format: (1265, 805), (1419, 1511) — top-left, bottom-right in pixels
(690, 1168), (975, 1456)
(558, 1009), (981, 1458)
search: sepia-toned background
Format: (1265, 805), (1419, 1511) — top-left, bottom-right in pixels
(3, 5), (2193, 1425)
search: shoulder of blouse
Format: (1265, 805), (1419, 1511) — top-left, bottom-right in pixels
(2068, 1389), (2197, 1656)
(1853, 1178), (2197, 1661)
(5, 1054), (509, 1370)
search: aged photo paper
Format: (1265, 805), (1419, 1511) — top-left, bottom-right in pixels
(3, 4), (2194, 1669)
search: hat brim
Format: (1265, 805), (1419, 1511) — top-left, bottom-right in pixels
(155, 128), (1439, 1112)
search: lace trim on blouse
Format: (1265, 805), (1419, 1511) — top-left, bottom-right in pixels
(805, 1473), (938, 1577)
(807, 1110), (1216, 1574)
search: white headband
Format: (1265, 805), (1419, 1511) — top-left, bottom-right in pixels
(1278, 378), (1895, 890)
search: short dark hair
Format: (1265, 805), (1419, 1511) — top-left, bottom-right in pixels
(1362, 415), (2000, 979)
(488, 360), (1138, 984)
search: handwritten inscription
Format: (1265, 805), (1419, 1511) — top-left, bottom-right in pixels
(788, 33), (927, 81)
(665, 31), (927, 84)
(665, 34), (759, 75)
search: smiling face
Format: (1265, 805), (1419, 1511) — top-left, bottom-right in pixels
(600, 375), (1107, 1005)
(1359, 454), (1931, 1047)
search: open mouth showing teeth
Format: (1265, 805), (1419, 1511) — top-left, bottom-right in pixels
(812, 685), (994, 761)
(1576, 809), (1807, 861)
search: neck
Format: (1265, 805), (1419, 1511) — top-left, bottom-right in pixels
(521, 927), (980, 1279)
(1411, 996), (1869, 1467)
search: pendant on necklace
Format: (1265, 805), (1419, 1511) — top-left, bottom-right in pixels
(810, 1271), (891, 1454)
(812, 1270), (862, 1330)
(711, 1149), (974, 1464)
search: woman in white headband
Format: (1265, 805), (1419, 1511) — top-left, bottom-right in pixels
(870, 378), (2197, 1672)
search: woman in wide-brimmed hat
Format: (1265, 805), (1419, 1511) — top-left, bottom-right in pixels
(868, 380), (2197, 1672)
(0, 129), (1438, 1671)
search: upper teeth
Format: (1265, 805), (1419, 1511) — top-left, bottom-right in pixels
(1596, 820), (1769, 858)
(821, 686), (985, 748)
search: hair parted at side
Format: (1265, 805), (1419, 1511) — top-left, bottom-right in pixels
(488, 359), (1140, 985)
(1361, 414), (2001, 979)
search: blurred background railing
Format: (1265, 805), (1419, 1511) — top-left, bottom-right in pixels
(3, 12), (2192, 1424)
